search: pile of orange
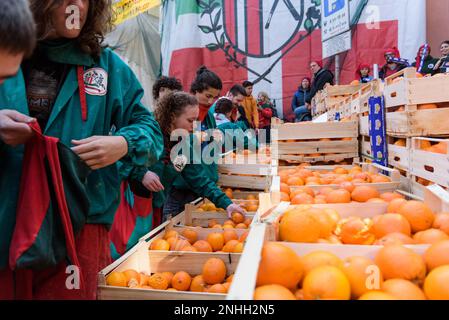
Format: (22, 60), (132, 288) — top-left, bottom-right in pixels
(149, 227), (249, 253)
(199, 195), (259, 213)
(106, 258), (234, 294)
(201, 212), (252, 230)
(254, 242), (449, 300)
(276, 197), (449, 245)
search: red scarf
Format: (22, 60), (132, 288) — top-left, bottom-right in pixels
(198, 104), (211, 122)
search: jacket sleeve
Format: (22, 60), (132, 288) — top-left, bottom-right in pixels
(252, 99), (259, 128)
(115, 71), (164, 170)
(181, 163), (232, 209)
(291, 94), (298, 111)
(262, 108), (273, 119)
(306, 71), (334, 104)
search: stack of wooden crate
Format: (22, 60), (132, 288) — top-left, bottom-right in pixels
(270, 118), (359, 165)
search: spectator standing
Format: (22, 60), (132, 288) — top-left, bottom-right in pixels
(241, 81), (259, 129)
(257, 91), (276, 143)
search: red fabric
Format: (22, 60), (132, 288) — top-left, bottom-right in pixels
(14, 224), (111, 300)
(9, 122), (81, 278)
(198, 104), (211, 122)
(258, 106), (273, 128)
(109, 182), (153, 256)
(152, 207), (163, 229)
(0, 268), (14, 300)
(77, 66), (88, 121)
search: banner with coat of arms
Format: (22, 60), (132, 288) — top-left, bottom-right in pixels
(161, 0), (426, 118)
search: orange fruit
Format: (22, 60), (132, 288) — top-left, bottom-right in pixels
(243, 218), (252, 226)
(202, 258), (227, 285)
(223, 229), (238, 243)
(279, 208), (321, 243)
(122, 269), (141, 286)
(424, 240), (449, 271)
(222, 282), (231, 292)
(308, 208), (336, 238)
(222, 224), (234, 230)
(343, 256), (383, 299)
(233, 242), (244, 253)
(148, 273), (169, 290)
(291, 187), (315, 198)
(280, 192), (290, 202)
(325, 189), (351, 204)
(208, 219), (218, 228)
(161, 272), (174, 285)
(318, 187), (334, 197)
(370, 175), (391, 183)
(340, 181), (355, 193)
(294, 289), (305, 300)
(358, 291), (396, 300)
(222, 240), (240, 253)
(374, 232), (416, 246)
(351, 186), (380, 202)
(193, 240), (213, 252)
(303, 266), (351, 300)
(180, 245), (198, 252)
(164, 230), (179, 240)
(336, 217), (375, 245)
(398, 200), (435, 233)
(287, 176), (304, 186)
(375, 245), (426, 285)
(372, 213), (412, 238)
(433, 213), (449, 235)
(206, 232), (225, 251)
(418, 103), (438, 110)
(367, 198), (386, 203)
(207, 283), (227, 294)
(181, 229), (198, 245)
(381, 279), (426, 300)
(280, 183), (291, 194)
(235, 223), (247, 229)
(224, 188), (233, 199)
(190, 275), (207, 292)
(256, 242), (303, 290)
(301, 251), (343, 277)
(305, 177), (321, 185)
(380, 192), (405, 202)
(413, 228), (449, 244)
(138, 273), (150, 286)
(433, 142), (448, 154)
(394, 139), (406, 147)
(423, 265), (449, 300)
(254, 285), (296, 300)
(247, 204), (258, 212)
(387, 198), (407, 213)
(171, 271), (192, 291)
(226, 274), (234, 283)
(239, 231), (249, 242)
(166, 237), (178, 250)
(231, 212), (245, 224)
(170, 238), (190, 251)
(334, 167), (349, 174)
(150, 239), (170, 251)
(223, 220), (236, 227)
(290, 193), (315, 205)
(212, 224), (223, 229)
(106, 271), (127, 287)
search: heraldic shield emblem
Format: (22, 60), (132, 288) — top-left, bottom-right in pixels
(222, 0), (305, 58)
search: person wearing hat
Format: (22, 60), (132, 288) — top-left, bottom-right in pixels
(412, 44), (439, 75)
(305, 60), (334, 106)
(379, 47), (408, 79)
(291, 77), (311, 122)
(355, 64), (374, 83)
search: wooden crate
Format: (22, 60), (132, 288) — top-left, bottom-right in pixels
(410, 137), (449, 189)
(383, 68), (449, 137)
(359, 115), (369, 136)
(387, 137), (410, 172)
(361, 135), (372, 158)
(273, 162), (401, 195)
(351, 82), (377, 115)
(271, 121), (359, 164)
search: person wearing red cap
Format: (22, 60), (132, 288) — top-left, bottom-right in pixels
(412, 44), (438, 75)
(355, 64), (373, 83)
(305, 60), (334, 106)
(379, 47), (407, 79)
(291, 77), (312, 122)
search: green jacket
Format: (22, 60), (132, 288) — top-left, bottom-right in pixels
(216, 118), (258, 151)
(0, 41), (163, 269)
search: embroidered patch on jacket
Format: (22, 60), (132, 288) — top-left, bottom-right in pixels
(173, 155), (188, 173)
(84, 68), (108, 96)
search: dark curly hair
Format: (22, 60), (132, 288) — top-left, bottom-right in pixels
(214, 98), (233, 115)
(190, 66), (222, 94)
(155, 92), (198, 144)
(29, 0), (113, 57)
(152, 76), (183, 101)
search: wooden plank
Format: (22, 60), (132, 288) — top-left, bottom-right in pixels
(408, 75), (449, 105)
(218, 174), (270, 191)
(98, 286), (226, 300)
(271, 121), (358, 141)
(276, 139), (358, 155)
(359, 115), (369, 136)
(218, 163), (272, 176)
(278, 153), (360, 163)
(227, 223), (266, 300)
(323, 84), (363, 97)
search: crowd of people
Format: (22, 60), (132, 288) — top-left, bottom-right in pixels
(290, 41), (449, 122)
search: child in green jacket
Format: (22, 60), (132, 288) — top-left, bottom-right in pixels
(0, 0), (163, 300)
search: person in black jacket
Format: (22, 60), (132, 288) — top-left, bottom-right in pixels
(305, 60), (334, 106)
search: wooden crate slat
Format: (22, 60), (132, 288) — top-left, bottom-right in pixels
(272, 121), (358, 141)
(276, 139), (358, 155)
(278, 153), (359, 163)
(218, 174), (270, 190)
(218, 163), (272, 176)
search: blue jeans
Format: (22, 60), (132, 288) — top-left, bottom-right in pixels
(162, 188), (198, 222)
(294, 106), (311, 122)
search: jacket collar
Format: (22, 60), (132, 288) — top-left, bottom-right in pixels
(39, 39), (96, 67)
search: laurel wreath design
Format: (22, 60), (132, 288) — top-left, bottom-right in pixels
(197, 0), (322, 84)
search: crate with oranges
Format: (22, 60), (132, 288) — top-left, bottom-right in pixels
(249, 239), (449, 300)
(98, 249), (241, 300)
(271, 120), (359, 164)
(274, 163), (401, 198)
(381, 67), (449, 137)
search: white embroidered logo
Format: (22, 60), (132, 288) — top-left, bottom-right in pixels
(84, 68), (108, 96)
(173, 155), (188, 172)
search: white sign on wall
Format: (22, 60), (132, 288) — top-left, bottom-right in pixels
(321, 0), (350, 41)
(322, 29), (352, 59)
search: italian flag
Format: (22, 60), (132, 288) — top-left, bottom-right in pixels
(161, 0), (426, 118)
